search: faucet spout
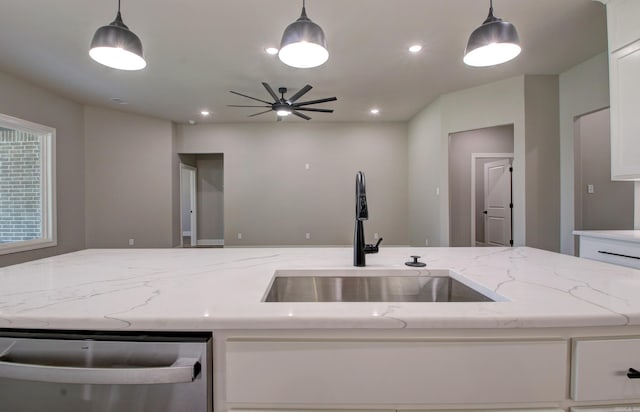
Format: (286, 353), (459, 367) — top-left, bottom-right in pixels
(355, 171), (368, 221)
(354, 171), (382, 266)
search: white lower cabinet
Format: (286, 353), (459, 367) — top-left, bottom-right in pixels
(225, 339), (567, 405)
(572, 337), (640, 401)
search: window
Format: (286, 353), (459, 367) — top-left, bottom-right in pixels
(0, 113), (56, 255)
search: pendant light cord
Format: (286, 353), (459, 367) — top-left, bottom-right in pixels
(299, 0), (308, 20)
(484, 0), (499, 23)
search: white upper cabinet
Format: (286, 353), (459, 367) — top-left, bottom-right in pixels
(611, 41), (640, 180)
(605, 0), (640, 52)
(599, 0), (640, 180)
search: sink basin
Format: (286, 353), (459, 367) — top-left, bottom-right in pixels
(263, 269), (500, 302)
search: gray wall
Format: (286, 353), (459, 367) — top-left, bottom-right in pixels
(196, 154), (224, 242)
(171, 123), (181, 247)
(524, 75), (560, 252)
(84, 106), (175, 248)
(559, 52), (610, 255)
(576, 108), (634, 230)
(0, 71), (85, 267)
(448, 125), (514, 246)
(177, 122), (408, 246)
(408, 99), (442, 247)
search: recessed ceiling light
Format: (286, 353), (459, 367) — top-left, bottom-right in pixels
(200, 110), (210, 116)
(188, 120), (196, 125)
(408, 44), (423, 53)
(265, 47), (279, 55)
(370, 108), (380, 115)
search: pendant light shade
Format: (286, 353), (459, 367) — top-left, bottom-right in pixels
(89, 1), (146, 71)
(463, 0), (521, 67)
(278, 0), (328, 69)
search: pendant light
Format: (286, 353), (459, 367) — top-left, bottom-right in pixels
(463, 0), (521, 67)
(89, 0), (146, 71)
(278, 0), (328, 69)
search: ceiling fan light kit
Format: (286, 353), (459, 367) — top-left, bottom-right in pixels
(89, 0), (146, 71)
(278, 0), (329, 69)
(463, 0), (521, 67)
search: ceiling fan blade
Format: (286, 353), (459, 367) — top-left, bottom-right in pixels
(295, 107), (334, 113)
(230, 90), (273, 105)
(292, 111), (311, 120)
(227, 104), (271, 108)
(287, 84), (312, 104)
(294, 97), (338, 107)
(248, 109), (273, 117)
(262, 82), (280, 102)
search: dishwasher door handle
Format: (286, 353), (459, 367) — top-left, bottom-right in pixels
(0, 357), (201, 385)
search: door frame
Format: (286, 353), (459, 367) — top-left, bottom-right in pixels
(470, 153), (513, 246)
(180, 163), (197, 247)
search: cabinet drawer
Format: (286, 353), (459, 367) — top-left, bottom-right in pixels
(579, 237), (640, 269)
(572, 338), (640, 401)
(226, 339), (567, 405)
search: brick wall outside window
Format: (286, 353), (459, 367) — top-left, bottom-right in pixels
(0, 130), (42, 243)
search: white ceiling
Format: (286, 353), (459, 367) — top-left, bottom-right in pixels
(0, 0), (607, 124)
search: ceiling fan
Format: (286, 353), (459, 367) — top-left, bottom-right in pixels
(228, 82), (337, 121)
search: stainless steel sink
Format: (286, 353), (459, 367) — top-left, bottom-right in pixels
(263, 269), (499, 302)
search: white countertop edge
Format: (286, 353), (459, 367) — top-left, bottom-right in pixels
(573, 230), (640, 243)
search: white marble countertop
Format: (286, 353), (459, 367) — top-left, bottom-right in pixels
(1, 247), (640, 331)
(573, 230), (640, 243)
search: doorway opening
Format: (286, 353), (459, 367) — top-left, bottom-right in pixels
(448, 125), (514, 247)
(179, 153), (224, 248)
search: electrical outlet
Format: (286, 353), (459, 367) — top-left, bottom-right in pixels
(374, 232), (379, 239)
(237, 233), (242, 240)
(587, 184), (595, 194)
(305, 233), (311, 240)
(128, 238), (134, 246)
(305, 163), (310, 170)
(425, 239), (429, 246)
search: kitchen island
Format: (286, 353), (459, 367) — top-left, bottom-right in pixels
(2, 246), (640, 411)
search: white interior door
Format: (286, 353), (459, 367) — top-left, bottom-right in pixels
(180, 164), (197, 247)
(188, 168), (197, 247)
(484, 159), (512, 246)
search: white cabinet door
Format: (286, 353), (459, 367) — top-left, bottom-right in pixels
(610, 40), (640, 180)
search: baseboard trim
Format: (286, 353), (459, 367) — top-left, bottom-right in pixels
(198, 239), (224, 246)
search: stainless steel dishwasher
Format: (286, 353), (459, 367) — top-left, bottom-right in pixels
(0, 330), (212, 412)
